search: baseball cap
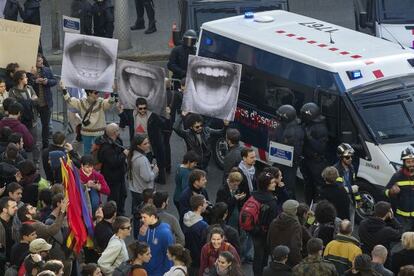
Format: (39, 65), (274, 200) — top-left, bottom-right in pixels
(29, 238), (52, 253)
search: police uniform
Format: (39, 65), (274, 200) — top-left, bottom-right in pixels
(23, 0), (41, 25)
(92, 0), (114, 38)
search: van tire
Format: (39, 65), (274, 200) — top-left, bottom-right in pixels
(355, 180), (380, 223)
(212, 136), (227, 170)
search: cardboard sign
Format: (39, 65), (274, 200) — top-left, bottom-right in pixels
(268, 141), (294, 167)
(0, 19), (41, 71)
(63, 15), (80, 33)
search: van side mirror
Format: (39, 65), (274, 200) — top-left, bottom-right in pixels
(359, 12), (368, 28)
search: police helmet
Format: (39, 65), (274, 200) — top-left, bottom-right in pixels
(183, 29), (197, 47)
(401, 147), (414, 160)
(300, 102), (321, 122)
(276, 105), (297, 123)
(337, 143), (355, 157)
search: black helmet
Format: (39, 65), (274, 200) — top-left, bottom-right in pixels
(276, 105), (297, 123)
(183, 29), (197, 47)
(337, 143), (354, 157)
(401, 147), (414, 160)
(300, 102), (321, 122)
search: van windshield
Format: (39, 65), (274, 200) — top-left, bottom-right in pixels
(378, 0), (414, 23)
(352, 77), (414, 143)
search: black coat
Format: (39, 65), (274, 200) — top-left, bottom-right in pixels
(96, 134), (127, 184)
(94, 220), (113, 253)
(3, 0), (24, 21)
(216, 184), (242, 223)
(319, 183), (351, 220)
(23, 0), (41, 25)
(92, 0), (114, 38)
(263, 262), (292, 276)
(391, 249), (414, 274)
(358, 216), (401, 254)
(302, 118), (329, 159)
(70, 0), (93, 35)
(146, 112), (169, 168)
(167, 45), (196, 80)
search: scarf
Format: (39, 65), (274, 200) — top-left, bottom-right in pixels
(239, 161), (255, 192)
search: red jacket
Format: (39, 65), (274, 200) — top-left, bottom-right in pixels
(0, 117), (33, 150)
(79, 169), (111, 198)
(199, 242), (240, 276)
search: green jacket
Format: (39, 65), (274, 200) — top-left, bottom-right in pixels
(292, 255), (338, 276)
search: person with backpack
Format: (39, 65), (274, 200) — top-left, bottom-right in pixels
(113, 241), (151, 276)
(164, 244), (192, 276)
(199, 227), (240, 276)
(98, 216), (131, 275)
(240, 170), (285, 276)
(311, 200), (342, 246)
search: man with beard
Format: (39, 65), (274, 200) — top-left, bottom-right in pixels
(385, 147), (414, 231)
(0, 197), (18, 274)
(168, 30), (197, 89)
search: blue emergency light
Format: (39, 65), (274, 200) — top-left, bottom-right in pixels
(244, 12), (254, 19)
(346, 70), (363, 80)
(204, 37), (213, 46)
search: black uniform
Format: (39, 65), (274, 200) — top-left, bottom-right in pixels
(269, 119), (304, 198)
(133, 0), (155, 27)
(71, 0), (93, 35)
(301, 116), (329, 204)
(92, 0), (114, 38)
(3, 0), (24, 21)
(23, 0), (41, 25)
(167, 44), (196, 86)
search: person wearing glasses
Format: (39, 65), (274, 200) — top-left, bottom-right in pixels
(334, 143), (361, 226)
(60, 81), (115, 154)
(98, 216), (131, 275)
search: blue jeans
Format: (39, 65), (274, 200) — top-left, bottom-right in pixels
(82, 135), (98, 155)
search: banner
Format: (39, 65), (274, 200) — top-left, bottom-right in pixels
(182, 55), (242, 121)
(63, 15), (80, 33)
(268, 141), (294, 167)
(0, 19), (41, 71)
(61, 33), (118, 92)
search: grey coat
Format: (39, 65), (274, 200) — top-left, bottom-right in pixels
(129, 151), (157, 193)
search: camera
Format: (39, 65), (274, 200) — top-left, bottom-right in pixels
(83, 119), (91, 126)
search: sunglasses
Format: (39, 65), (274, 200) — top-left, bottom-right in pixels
(343, 156), (352, 160)
(138, 107), (147, 110)
(121, 226), (131, 230)
(193, 124), (203, 129)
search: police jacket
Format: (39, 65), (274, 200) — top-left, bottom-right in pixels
(271, 119), (304, 165)
(167, 45), (196, 80)
(385, 169), (414, 217)
(23, 0), (41, 25)
(173, 115), (226, 169)
(3, 0), (24, 21)
(70, 0), (93, 35)
(92, 0), (114, 38)
(302, 118), (328, 159)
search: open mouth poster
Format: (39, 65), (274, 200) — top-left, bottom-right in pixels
(61, 33), (118, 92)
(116, 59), (167, 116)
(182, 55), (242, 121)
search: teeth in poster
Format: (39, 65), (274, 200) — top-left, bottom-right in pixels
(116, 59), (167, 115)
(183, 55), (242, 121)
(61, 33), (118, 92)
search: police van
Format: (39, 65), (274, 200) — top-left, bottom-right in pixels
(354, 0), (414, 49)
(198, 10), (414, 217)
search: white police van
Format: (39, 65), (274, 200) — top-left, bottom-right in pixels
(198, 10), (414, 218)
(354, 0), (414, 49)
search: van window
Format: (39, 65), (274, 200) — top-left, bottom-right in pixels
(340, 100), (358, 144)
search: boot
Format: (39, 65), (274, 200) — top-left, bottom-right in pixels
(131, 19), (145, 30)
(144, 20), (157, 34)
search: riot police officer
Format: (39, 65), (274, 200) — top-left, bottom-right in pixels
(167, 29), (197, 89)
(71, 0), (93, 35)
(300, 102), (329, 204)
(269, 104), (304, 198)
(23, 0), (41, 25)
(131, 0), (156, 34)
(3, 0), (24, 21)
(92, 0), (114, 38)
(385, 147), (414, 231)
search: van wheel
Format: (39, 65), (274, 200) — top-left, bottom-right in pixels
(355, 181), (378, 223)
(212, 136), (227, 170)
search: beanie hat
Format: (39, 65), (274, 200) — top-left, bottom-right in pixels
(282, 199), (299, 216)
(272, 245), (290, 262)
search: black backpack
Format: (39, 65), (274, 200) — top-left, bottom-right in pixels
(113, 261), (144, 276)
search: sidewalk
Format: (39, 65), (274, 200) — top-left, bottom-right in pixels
(40, 0), (179, 64)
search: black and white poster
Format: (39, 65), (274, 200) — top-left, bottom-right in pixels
(183, 55), (242, 121)
(116, 59), (167, 115)
(61, 33), (118, 92)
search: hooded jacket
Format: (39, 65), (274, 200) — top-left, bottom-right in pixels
(138, 220), (174, 276)
(182, 211), (208, 267)
(267, 212), (302, 266)
(0, 117), (33, 150)
(179, 184), (209, 222)
(358, 216), (401, 254)
(128, 150), (156, 193)
(263, 261), (292, 276)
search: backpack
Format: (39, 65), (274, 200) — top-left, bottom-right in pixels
(113, 261), (143, 276)
(239, 196), (269, 233)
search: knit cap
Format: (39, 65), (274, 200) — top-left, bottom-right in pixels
(282, 199), (299, 216)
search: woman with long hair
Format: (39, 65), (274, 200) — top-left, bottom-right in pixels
(199, 227), (240, 276)
(205, 251), (243, 276)
(164, 244), (192, 276)
(129, 241), (152, 276)
(344, 254), (381, 275)
(81, 263), (102, 276)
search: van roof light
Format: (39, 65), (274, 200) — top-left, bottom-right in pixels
(346, 70), (363, 80)
(244, 12), (254, 19)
